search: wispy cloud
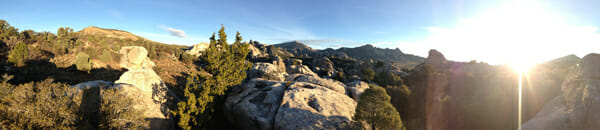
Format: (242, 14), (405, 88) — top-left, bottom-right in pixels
(159, 25), (186, 38)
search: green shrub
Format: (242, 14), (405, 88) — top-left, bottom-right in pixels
(8, 41), (28, 65)
(354, 85), (404, 130)
(99, 88), (149, 129)
(0, 75), (81, 129)
(361, 68), (375, 81)
(179, 52), (195, 64)
(100, 50), (112, 63)
(75, 52), (92, 72)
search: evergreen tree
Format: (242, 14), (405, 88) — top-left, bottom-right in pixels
(172, 25), (252, 129)
(354, 85), (404, 130)
(8, 41), (28, 65)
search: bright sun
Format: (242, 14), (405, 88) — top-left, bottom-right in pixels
(509, 60), (534, 74)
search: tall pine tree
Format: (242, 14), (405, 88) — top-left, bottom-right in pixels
(172, 25), (252, 129)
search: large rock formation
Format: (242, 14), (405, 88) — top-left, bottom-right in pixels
(119, 46), (155, 70)
(73, 46), (171, 129)
(274, 81), (356, 129)
(247, 58), (287, 81)
(226, 72), (359, 129)
(185, 42), (209, 57)
(523, 54), (600, 130)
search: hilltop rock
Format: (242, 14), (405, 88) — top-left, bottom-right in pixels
(185, 42), (209, 57)
(119, 46), (155, 70)
(523, 53), (600, 130)
(424, 49), (447, 69)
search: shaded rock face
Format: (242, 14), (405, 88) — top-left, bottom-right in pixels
(73, 46), (172, 129)
(225, 74), (358, 130)
(119, 46), (155, 70)
(185, 42), (209, 57)
(225, 79), (287, 130)
(345, 81), (370, 101)
(523, 53), (600, 130)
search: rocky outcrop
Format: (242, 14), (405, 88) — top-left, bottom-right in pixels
(225, 79), (287, 130)
(248, 62), (287, 81)
(523, 54), (600, 130)
(345, 81), (370, 101)
(274, 81), (356, 129)
(73, 46), (172, 129)
(119, 46), (155, 70)
(185, 42), (209, 57)
(424, 49), (447, 69)
(225, 73), (358, 130)
(287, 65), (318, 77)
(312, 57), (336, 77)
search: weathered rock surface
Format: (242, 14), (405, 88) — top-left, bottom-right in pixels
(523, 53), (600, 130)
(225, 79), (287, 130)
(248, 62), (287, 81)
(345, 81), (370, 101)
(274, 81), (356, 130)
(287, 65), (319, 77)
(226, 74), (357, 130)
(119, 46), (155, 70)
(287, 74), (346, 94)
(185, 42), (209, 57)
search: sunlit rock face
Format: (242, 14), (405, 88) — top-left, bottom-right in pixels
(225, 73), (360, 130)
(73, 46), (172, 129)
(523, 53), (600, 130)
(185, 42), (209, 57)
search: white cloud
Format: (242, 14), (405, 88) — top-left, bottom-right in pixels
(159, 25), (187, 38)
(376, 1), (600, 65)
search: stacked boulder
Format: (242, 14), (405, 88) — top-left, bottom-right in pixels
(73, 46), (171, 129)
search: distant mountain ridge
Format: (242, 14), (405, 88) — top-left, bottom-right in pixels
(272, 41), (425, 67)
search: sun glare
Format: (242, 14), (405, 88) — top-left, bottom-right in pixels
(509, 61), (534, 74)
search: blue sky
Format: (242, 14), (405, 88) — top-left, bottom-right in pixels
(2, 0), (600, 64)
